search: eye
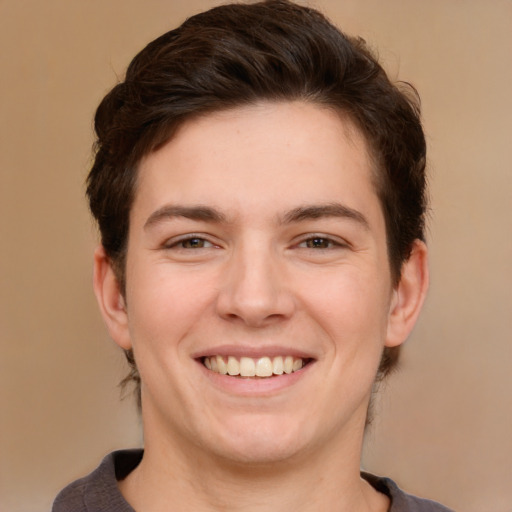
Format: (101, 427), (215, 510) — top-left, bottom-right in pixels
(180, 237), (212, 249)
(297, 236), (345, 249)
(300, 237), (334, 249)
(165, 235), (217, 250)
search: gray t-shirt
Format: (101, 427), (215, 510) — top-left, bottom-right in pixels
(53, 450), (454, 512)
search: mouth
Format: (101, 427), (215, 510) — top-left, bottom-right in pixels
(202, 355), (312, 378)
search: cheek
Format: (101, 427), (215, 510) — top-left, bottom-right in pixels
(125, 264), (217, 348)
(300, 267), (391, 347)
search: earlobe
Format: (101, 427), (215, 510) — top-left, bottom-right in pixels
(93, 245), (132, 350)
(385, 240), (429, 348)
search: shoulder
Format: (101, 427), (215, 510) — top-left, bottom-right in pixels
(362, 472), (455, 512)
(52, 449), (143, 512)
(52, 473), (89, 512)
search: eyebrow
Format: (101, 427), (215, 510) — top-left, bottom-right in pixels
(281, 203), (370, 230)
(144, 205), (227, 230)
(144, 202), (369, 231)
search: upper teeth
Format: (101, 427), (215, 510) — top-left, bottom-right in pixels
(204, 356), (304, 377)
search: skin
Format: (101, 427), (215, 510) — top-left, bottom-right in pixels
(94, 101), (428, 511)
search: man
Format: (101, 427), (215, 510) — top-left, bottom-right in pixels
(53, 1), (452, 510)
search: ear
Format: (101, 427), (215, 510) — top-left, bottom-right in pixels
(93, 245), (132, 350)
(385, 240), (429, 348)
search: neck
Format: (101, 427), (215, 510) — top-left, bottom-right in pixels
(118, 417), (388, 512)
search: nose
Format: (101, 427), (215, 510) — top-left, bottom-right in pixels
(215, 241), (295, 327)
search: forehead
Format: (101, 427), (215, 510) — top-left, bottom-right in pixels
(133, 102), (378, 220)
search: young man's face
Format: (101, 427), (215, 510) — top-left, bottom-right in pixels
(96, 101), (426, 466)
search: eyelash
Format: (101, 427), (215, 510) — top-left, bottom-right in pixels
(164, 234), (217, 250)
(163, 234), (349, 251)
(296, 235), (348, 250)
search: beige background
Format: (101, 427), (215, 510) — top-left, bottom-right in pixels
(1, 1), (511, 511)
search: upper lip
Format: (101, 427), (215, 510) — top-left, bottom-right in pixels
(191, 344), (317, 360)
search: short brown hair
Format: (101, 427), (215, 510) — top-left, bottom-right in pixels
(87, 0), (427, 402)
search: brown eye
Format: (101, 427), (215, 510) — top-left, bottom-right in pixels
(304, 237), (332, 249)
(180, 238), (210, 249)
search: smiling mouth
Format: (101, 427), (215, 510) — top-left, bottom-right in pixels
(202, 356), (311, 378)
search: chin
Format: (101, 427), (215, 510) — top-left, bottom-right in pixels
(201, 416), (314, 466)
(214, 439), (305, 467)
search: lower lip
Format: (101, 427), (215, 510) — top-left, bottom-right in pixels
(196, 360), (314, 396)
